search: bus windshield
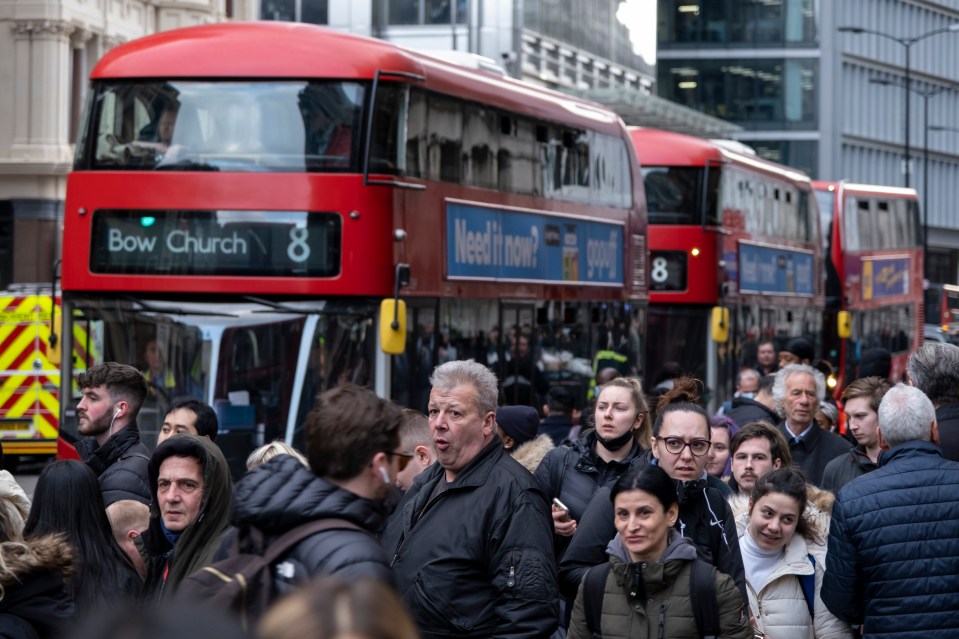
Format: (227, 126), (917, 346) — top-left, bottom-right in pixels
(61, 297), (375, 454)
(77, 80), (366, 172)
(641, 166), (720, 225)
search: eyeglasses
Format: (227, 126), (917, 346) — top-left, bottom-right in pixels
(385, 450), (414, 472)
(655, 436), (711, 457)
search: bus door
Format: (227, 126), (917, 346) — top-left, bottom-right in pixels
(500, 302), (542, 408)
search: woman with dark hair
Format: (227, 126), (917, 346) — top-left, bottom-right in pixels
(567, 465), (751, 639)
(24, 460), (141, 618)
(559, 379), (746, 606)
(739, 468), (850, 639)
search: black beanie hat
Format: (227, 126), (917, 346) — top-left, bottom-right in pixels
(496, 405), (540, 446)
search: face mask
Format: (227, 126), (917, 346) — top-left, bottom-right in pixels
(737, 391), (756, 400)
(596, 429), (635, 453)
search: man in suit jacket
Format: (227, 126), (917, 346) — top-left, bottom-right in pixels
(773, 364), (851, 487)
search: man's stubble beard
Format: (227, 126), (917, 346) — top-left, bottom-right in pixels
(78, 411), (112, 438)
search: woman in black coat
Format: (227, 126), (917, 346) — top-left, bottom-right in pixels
(24, 460), (141, 620)
(559, 379), (746, 604)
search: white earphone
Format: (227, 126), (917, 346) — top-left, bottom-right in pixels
(378, 465), (391, 485)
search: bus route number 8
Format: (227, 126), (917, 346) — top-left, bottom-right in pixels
(288, 227), (311, 263)
(651, 256), (670, 284)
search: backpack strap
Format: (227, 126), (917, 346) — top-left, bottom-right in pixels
(799, 553), (815, 620)
(583, 562), (611, 639)
(263, 518), (364, 564)
(689, 558), (718, 639)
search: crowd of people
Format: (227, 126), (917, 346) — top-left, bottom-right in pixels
(1, 339), (958, 639)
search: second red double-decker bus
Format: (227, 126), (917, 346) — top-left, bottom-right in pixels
(814, 181), (924, 389)
(631, 128), (823, 408)
(59, 22), (647, 472)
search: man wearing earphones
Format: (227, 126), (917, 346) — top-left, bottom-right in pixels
(75, 362), (152, 506)
(227, 383), (403, 594)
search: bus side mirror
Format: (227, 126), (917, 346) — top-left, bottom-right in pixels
(48, 307), (62, 365)
(380, 299), (407, 355)
(837, 310), (852, 339)
(380, 263), (411, 355)
(710, 306), (729, 343)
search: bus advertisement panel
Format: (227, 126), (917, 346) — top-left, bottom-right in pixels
(814, 181), (924, 390)
(61, 22), (648, 474)
(632, 128), (823, 408)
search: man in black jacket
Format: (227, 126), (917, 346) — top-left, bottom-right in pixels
(773, 364), (850, 487)
(382, 359), (559, 639)
(821, 376), (892, 494)
(907, 342), (959, 462)
(230, 384), (403, 591)
(74, 362), (152, 506)
(725, 374), (779, 429)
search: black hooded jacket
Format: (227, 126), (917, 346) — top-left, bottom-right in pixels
(534, 431), (642, 559)
(138, 435), (233, 600)
(75, 422), (151, 506)
(230, 454), (393, 589)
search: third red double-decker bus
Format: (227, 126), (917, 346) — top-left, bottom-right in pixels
(814, 181), (924, 389)
(59, 22), (647, 473)
(631, 128), (823, 408)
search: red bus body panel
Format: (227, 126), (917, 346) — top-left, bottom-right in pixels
(812, 180), (923, 388)
(68, 22), (646, 303)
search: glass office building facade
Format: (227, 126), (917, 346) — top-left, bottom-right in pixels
(656, 0), (959, 283)
(657, 0), (819, 176)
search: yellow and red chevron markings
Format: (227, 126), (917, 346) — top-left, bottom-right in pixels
(0, 294), (88, 456)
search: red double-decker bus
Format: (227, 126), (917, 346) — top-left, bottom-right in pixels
(59, 22), (647, 470)
(631, 128), (823, 408)
(813, 181), (923, 390)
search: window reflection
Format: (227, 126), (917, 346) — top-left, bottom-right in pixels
(658, 0), (817, 47)
(394, 299), (644, 415)
(658, 58), (816, 129)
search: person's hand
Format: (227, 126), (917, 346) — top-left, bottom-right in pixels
(552, 505), (576, 537)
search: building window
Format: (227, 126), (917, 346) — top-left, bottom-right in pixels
(658, 0), (817, 48)
(261, 0), (327, 24)
(385, 0), (467, 25)
(658, 58), (817, 130)
(748, 140), (818, 178)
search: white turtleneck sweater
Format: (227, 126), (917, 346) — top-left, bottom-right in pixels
(741, 526), (785, 593)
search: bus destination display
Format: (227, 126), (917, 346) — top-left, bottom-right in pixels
(90, 209), (341, 277)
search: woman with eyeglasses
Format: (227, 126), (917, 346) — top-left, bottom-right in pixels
(559, 379), (747, 607)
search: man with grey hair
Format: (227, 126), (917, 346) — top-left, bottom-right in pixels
(773, 363), (850, 486)
(907, 341), (959, 461)
(381, 359), (559, 638)
(822, 383), (959, 637)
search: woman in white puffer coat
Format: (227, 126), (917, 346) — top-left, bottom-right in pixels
(736, 467), (852, 639)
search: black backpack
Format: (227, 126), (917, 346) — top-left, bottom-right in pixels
(177, 518), (361, 630)
(582, 558), (720, 639)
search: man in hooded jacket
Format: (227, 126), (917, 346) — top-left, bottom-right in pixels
(137, 435), (233, 599)
(228, 383), (402, 594)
